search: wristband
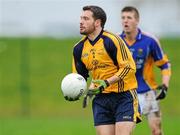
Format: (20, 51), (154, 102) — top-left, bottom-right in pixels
(104, 80), (110, 87)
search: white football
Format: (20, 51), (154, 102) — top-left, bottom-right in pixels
(61, 73), (87, 101)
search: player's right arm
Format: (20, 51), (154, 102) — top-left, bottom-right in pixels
(150, 37), (171, 100)
(72, 43), (89, 81)
(104, 35), (137, 90)
(151, 38), (171, 87)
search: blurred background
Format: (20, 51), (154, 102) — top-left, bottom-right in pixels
(0, 0), (180, 135)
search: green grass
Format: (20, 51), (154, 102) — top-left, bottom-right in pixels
(0, 37), (180, 135)
(0, 37), (80, 116)
(0, 116), (95, 135)
(0, 115), (180, 135)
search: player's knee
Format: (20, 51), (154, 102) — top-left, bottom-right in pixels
(151, 123), (162, 135)
(152, 128), (162, 135)
(150, 116), (162, 135)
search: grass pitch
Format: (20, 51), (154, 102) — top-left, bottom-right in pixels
(0, 37), (180, 135)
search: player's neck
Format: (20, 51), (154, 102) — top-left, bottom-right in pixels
(125, 29), (138, 41)
(88, 28), (103, 41)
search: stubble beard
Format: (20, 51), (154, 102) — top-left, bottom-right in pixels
(80, 25), (95, 36)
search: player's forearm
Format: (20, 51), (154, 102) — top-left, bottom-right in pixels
(106, 75), (120, 86)
(162, 75), (171, 87)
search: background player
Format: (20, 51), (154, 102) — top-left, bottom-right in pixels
(119, 6), (171, 135)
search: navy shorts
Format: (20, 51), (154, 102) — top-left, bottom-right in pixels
(92, 90), (141, 126)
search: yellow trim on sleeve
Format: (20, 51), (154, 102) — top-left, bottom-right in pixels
(155, 55), (169, 66)
(72, 57), (77, 73)
(161, 69), (171, 76)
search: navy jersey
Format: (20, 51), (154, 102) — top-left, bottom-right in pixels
(120, 29), (171, 93)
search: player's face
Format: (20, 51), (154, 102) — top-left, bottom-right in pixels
(121, 11), (139, 34)
(80, 10), (96, 35)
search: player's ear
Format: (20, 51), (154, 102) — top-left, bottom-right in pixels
(135, 15), (140, 24)
(137, 18), (140, 23)
(135, 18), (139, 27)
(95, 19), (101, 28)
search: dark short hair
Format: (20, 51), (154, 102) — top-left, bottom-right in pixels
(83, 5), (107, 28)
(121, 6), (139, 19)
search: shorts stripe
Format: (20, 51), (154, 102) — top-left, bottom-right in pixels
(130, 90), (142, 123)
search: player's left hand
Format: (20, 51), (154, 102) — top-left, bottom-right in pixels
(156, 84), (168, 100)
(82, 88), (103, 108)
(82, 80), (110, 108)
(91, 80), (109, 92)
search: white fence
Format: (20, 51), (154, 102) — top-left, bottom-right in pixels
(0, 0), (180, 38)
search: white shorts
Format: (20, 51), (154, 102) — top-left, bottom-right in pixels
(138, 90), (160, 116)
